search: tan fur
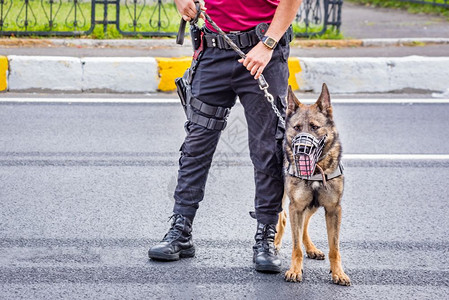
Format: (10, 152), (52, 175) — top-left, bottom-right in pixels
(276, 84), (351, 286)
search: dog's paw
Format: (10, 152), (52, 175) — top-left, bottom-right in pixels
(306, 249), (325, 260)
(331, 270), (351, 286)
(284, 268), (303, 282)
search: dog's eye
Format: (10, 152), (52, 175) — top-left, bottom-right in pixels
(310, 124), (320, 131)
(293, 125), (301, 131)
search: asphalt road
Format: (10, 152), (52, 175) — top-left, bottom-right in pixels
(1, 95), (448, 299)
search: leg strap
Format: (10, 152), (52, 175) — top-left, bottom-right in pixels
(187, 97), (230, 131)
(190, 97), (230, 119)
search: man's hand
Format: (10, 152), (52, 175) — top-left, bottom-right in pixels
(174, 0), (206, 22)
(237, 0), (302, 80)
(238, 42), (274, 80)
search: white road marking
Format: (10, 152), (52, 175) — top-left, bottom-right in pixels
(343, 154), (449, 160)
(1, 98), (449, 104)
(2, 153), (448, 161)
(0, 98), (180, 104)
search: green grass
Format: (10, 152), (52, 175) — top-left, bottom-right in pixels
(347, 0), (449, 19)
(0, 1), (342, 39)
(0, 1), (180, 38)
(293, 23), (344, 39)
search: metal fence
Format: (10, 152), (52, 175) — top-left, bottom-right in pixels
(0, 0), (343, 37)
(396, 0), (449, 8)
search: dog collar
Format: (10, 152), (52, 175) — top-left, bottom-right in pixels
(287, 162), (344, 181)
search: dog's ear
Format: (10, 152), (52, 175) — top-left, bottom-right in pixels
(316, 83), (333, 119)
(287, 85), (302, 114)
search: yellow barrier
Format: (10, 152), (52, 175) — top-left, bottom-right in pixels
(0, 56), (8, 91)
(155, 57), (192, 92)
(156, 56), (302, 92)
(288, 57), (301, 91)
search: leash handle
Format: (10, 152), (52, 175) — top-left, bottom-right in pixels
(176, 1), (202, 46)
(176, 19), (187, 45)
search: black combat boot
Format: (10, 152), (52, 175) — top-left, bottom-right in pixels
(148, 214), (195, 261)
(253, 222), (281, 273)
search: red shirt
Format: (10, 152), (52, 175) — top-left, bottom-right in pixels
(205, 0), (280, 32)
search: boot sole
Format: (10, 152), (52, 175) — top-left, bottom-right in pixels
(255, 263), (281, 273)
(148, 247), (195, 261)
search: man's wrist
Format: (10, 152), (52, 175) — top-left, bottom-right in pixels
(261, 36), (278, 50)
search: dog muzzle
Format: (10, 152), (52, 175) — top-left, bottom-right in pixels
(291, 133), (327, 178)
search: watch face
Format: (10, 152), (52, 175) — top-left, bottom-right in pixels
(266, 37), (276, 47)
(263, 36), (277, 49)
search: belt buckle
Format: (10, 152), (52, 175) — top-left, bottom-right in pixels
(215, 107), (230, 119)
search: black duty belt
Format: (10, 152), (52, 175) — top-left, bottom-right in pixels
(204, 30), (259, 49)
(204, 26), (292, 50)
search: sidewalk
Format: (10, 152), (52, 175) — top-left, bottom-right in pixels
(1, 2), (448, 94)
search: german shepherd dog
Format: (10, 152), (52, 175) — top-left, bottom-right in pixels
(274, 84), (351, 286)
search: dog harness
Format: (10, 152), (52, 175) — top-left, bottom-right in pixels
(287, 161), (344, 181)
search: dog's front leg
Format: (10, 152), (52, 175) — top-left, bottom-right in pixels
(303, 207), (325, 260)
(274, 210), (287, 251)
(324, 203), (351, 286)
(274, 192), (289, 251)
(285, 201), (307, 282)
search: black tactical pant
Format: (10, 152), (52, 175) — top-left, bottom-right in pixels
(173, 41), (289, 225)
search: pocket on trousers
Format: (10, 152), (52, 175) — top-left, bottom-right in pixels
(279, 44), (290, 63)
(179, 121), (193, 166)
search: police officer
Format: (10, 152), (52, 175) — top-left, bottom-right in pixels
(148, 0), (303, 273)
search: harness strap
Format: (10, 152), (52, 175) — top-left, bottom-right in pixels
(287, 162), (344, 181)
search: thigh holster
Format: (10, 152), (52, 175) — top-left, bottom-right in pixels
(176, 25), (230, 132)
(186, 97), (230, 131)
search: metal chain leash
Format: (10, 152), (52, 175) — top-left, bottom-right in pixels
(202, 11), (286, 128)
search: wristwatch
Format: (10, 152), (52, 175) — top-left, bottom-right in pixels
(261, 36), (278, 50)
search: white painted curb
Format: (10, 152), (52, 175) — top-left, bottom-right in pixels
(82, 57), (158, 92)
(8, 56), (83, 92)
(7, 56), (159, 93)
(362, 37), (449, 47)
(298, 56), (449, 93)
(5, 55), (449, 93)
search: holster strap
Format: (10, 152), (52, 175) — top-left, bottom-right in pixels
(190, 97), (230, 119)
(187, 106), (227, 131)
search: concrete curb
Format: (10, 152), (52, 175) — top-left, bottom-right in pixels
(8, 56), (83, 91)
(82, 57), (158, 93)
(298, 56), (449, 93)
(1, 37), (449, 49)
(1, 55), (449, 93)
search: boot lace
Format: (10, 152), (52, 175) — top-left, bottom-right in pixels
(256, 224), (278, 255)
(161, 214), (185, 242)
